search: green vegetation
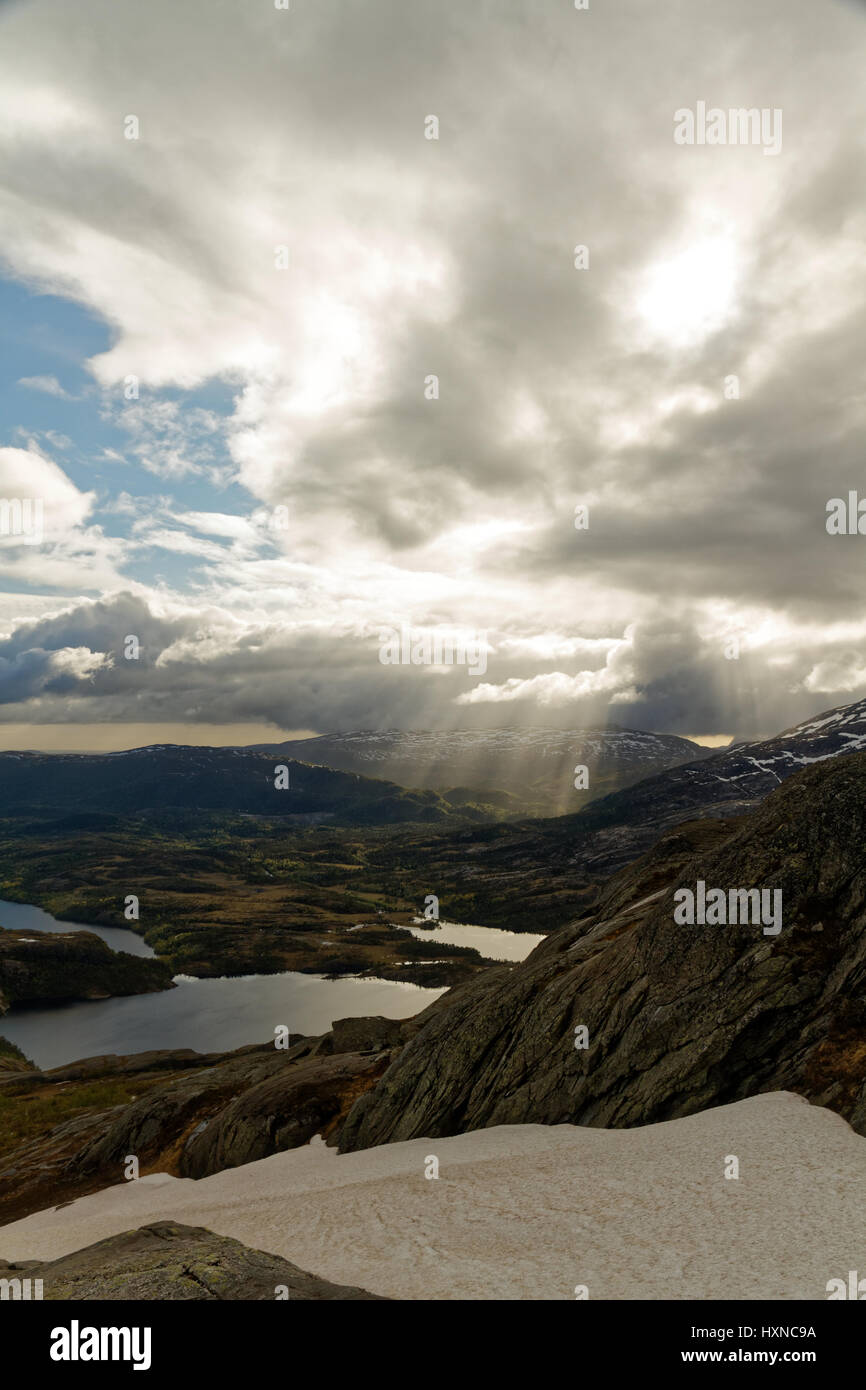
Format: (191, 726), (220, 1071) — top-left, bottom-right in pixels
(0, 811), (539, 983)
(0, 759), (609, 988)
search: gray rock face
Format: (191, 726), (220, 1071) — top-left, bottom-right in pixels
(339, 754), (866, 1150)
(180, 1050), (391, 1178)
(72, 1048), (393, 1181)
(1, 1221), (387, 1300)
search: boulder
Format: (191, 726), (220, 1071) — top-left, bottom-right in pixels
(330, 1015), (404, 1053)
(3, 1221), (388, 1299)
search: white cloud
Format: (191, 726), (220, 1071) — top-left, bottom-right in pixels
(803, 655), (866, 694)
(0, 446), (126, 589)
(49, 645), (112, 679)
(17, 374), (72, 399)
(0, 446), (93, 529)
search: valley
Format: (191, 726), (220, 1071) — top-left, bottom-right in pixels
(3, 702), (866, 1300)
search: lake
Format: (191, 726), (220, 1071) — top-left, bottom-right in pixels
(0, 897), (155, 956)
(0, 899), (542, 1070)
(0, 969), (447, 1070)
(397, 918), (545, 962)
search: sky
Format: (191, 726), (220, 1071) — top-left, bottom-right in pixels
(0, 0), (865, 750)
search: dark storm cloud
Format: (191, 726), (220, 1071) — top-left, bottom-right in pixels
(1, 0), (866, 736)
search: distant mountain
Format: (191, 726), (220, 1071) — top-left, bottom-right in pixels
(377, 695), (866, 931)
(250, 726), (713, 816)
(567, 695), (866, 839)
(0, 745), (499, 828)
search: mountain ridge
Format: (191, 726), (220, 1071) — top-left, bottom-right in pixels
(0, 745), (501, 827)
(338, 749), (866, 1150)
(249, 724), (714, 816)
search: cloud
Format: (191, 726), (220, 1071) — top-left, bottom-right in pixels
(0, 593), (858, 745)
(0, 0), (866, 736)
(94, 398), (232, 481)
(0, 644), (110, 701)
(0, 446), (126, 589)
(17, 374), (72, 399)
(0, 444), (93, 536)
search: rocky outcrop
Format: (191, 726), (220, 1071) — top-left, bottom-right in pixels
(0, 1221), (387, 1299)
(339, 754), (866, 1150)
(0, 1022), (406, 1224)
(320, 1014), (405, 1055)
(136, 1050), (391, 1179)
(0, 928), (174, 1014)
